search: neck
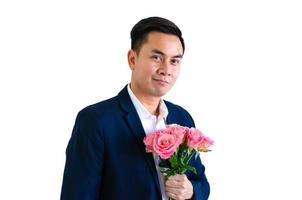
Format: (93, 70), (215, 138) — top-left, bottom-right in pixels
(130, 84), (160, 116)
(140, 96), (160, 116)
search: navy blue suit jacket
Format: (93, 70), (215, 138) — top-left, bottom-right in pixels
(61, 86), (210, 200)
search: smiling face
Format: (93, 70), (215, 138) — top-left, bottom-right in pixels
(128, 31), (183, 101)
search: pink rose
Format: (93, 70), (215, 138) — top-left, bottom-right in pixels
(144, 125), (214, 159)
(197, 136), (214, 152)
(186, 128), (205, 149)
(143, 133), (155, 152)
(152, 130), (181, 159)
(166, 124), (187, 145)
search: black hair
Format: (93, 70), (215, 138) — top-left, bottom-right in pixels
(130, 16), (185, 54)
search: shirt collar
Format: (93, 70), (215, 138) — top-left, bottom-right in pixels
(127, 84), (168, 120)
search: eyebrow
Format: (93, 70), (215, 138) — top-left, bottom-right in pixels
(151, 49), (183, 59)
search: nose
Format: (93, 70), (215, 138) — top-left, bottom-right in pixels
(158, 60), (172, 76)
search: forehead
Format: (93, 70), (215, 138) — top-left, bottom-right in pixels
(141, 32), (183, 56)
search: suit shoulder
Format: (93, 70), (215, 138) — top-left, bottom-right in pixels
(164, 100), (191, 116)
(77, 96), (119, 119)
(164, 100), (195, 127)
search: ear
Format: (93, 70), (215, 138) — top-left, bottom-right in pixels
(127, 49), (137, 71)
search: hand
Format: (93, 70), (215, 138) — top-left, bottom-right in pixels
(165, 174), (193, 200)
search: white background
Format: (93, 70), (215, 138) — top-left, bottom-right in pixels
(1, 0), (302, 199)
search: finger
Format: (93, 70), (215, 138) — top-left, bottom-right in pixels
(165, 179), (186, 189)
(165, 186), (182, 194)
(165, 180), (179, 188)
(166, 190), (185, 200)
(166, 191), (178, 200)
(167, 174), (187, 182)
(166, 176), (187, 187)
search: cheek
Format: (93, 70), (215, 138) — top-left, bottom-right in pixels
(172, 67), (180, 79)
(140, 64), (157, 77)
(134, 63), (155, 81)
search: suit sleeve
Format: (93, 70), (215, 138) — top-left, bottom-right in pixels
(187, 155), (210, 200)
(60, 109), (104, 200)
(181, 108), (210, 200)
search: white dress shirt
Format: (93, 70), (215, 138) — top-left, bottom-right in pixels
(127, 84), (169, 200)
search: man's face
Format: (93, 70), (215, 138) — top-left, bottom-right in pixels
(128, 31), (183, 99)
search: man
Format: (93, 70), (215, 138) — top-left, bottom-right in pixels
(61, 16), (210, 200)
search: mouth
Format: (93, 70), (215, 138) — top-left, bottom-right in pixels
(152, 78), (170, 86)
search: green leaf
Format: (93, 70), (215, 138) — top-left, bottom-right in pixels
(180, 165), (197, 174)
(169, 154), (178, 168)
(166, 168), (178, 177)
(184, 149), (196, 164)
(159, 158), (171, 168)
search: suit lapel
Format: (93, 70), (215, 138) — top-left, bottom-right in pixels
(165, 101), (193, 127)
(117, 86), (161, 194)
(165, 103), (177, 125)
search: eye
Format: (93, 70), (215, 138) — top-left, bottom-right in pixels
(170, 58), (181, 66)
(151, 55), (162, 62)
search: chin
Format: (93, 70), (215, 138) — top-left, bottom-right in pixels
(153, 89), (170, 97)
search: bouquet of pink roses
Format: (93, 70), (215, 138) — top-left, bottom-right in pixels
(143, 124), (214, 176)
